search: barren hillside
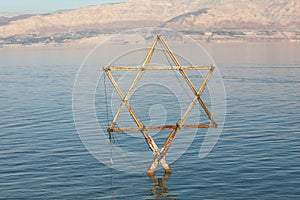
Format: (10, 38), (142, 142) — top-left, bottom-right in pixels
(0, 0), (299, 45)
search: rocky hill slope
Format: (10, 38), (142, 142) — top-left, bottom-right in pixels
(0, 0), (299, 45)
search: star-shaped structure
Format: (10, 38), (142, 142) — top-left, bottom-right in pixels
(103, 35), (217, 175)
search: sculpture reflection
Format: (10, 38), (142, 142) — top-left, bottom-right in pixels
(147, 172), (178, 199)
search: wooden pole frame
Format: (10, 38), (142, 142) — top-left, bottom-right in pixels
(103, 35), (217, 175)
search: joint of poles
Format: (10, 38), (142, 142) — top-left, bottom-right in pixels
(103, 35), (217, 175)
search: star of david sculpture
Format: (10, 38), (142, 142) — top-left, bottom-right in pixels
(103, 35), (217, 175)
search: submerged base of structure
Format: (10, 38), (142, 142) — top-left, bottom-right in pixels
(147, 168), (172, 177)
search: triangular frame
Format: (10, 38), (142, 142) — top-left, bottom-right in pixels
(103, 35), (217, 175)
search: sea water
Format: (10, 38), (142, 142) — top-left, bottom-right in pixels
(0, 42), (299, 199)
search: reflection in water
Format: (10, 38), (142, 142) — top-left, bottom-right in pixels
(147, 173), (178, 200)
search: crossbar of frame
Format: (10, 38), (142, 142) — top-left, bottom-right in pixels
(108, 123), (217, 133)
(103, 65), (214, 71)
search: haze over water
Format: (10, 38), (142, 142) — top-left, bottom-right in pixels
(1, 41), (299, 199)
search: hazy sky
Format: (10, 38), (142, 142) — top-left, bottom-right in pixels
(0, 0), (124, 14)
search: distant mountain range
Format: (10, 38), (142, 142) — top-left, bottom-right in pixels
(1, 0), (299, 45)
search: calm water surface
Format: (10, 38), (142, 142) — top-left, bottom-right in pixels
(1, 42), (299, 199)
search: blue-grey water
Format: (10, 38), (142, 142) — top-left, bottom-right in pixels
(1, 42), (300, 199)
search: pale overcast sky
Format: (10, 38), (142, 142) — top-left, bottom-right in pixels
(0, 0), (124, 14)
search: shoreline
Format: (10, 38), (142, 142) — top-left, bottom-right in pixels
(1, 37), (299, 49)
